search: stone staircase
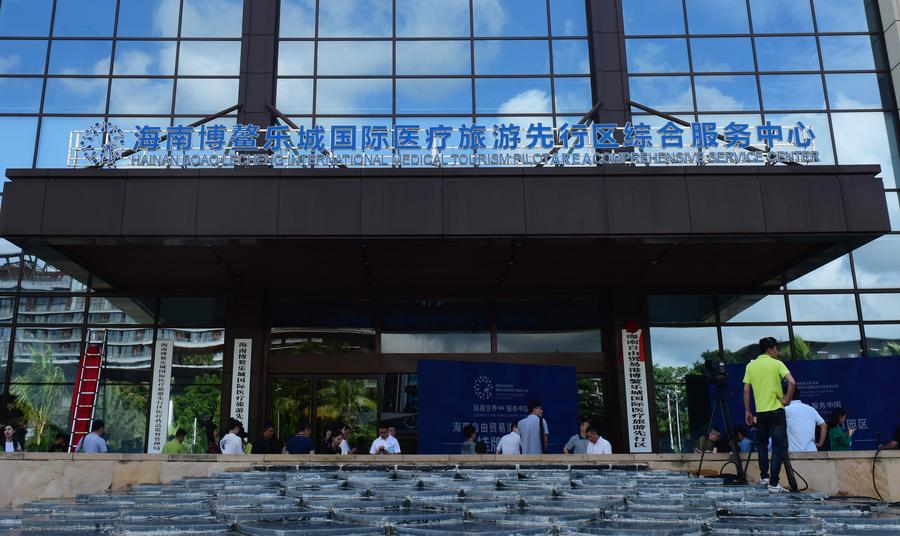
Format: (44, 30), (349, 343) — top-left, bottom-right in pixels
(0, 464), (898, 534)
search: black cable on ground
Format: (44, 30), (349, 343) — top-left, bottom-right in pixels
(872, 447), (885, 502)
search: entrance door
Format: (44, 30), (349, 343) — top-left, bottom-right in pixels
(315, 377), (378, 454)
(268, 377), (312, 443)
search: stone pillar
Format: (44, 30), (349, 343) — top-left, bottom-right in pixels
(222, 292), (265, 440)
(237, 0), (279, 128)
(879, 0), (900, 120)
(586, 0), (631, 125)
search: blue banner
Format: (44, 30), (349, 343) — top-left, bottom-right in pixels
(719, 357), (900, 450)
(417, 360), (578, 454)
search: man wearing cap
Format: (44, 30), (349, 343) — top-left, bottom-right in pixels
(743, 337), (796, 493)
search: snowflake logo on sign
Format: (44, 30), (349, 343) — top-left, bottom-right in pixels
(79, 121), (126, 167)
(473, 375), (494, 400)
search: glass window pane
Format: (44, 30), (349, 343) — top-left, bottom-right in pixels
(178, 41), (241, 76)
(719, 294), (786, 323)
(396, 79), (471, 115)
(860, 293), (900, 321)
(0, 41), (47, 74)
(52, 0), (115, 37)
(279, 0), (316, 37)
(381, 332), (491, 353)
(316, 378), (378, 451)
(820, 35), (880, 71)
(497, 300), (602, 353)
(649, 295), (716, 324)
(690, 37), (754, 72)
(7, 382), (72, 450)
(113, 41), (177, 75)
(749, 0), (814, 33)
(553, 40), (590, 75)
(117, 0), (180, 37)
(790, 325), (862, 360)
(760, 75), (825, 110)
(629, 76), (693, 112)
(318, 41), (392, 75)
(37, 117), (103, 167)
(0, 117), (37, 169)
(164, 327), (223, 453)
(43, 78), (107, 113)
(270, 325), (376, 354)
(109, 79), (174, 114)
(181, 0), (243, 37)
(555, 77), (592, 114)
(695, 75), (759, 111)
(789, 294), (858, 322)
(626, 38), (689, 73)
(551, 0), (587, 36)
(648, 326), (718, 374)
(0, 325), (8, 379)
(722, 325), (790, 362)
(476, 40), (549, 75)
(865, 324), (900, 356)
(0, 78), (42, 113)
(887, 192), (900, 231)
(381, 301), (490, 353)
(158, 297), (225, 325)
(396, 41), (470, 75)
(17, 296), (86, 324)
(161, 327), (225, 373)
(95, 383), (148, 452)
(48, 40), (111, 74)
(686, 0), (749, 34)
(319, 0), (392, 37)
(277, 41), (314, 76)
(622, 0), (685, 35)
(382, 373), (418, 451)
(315, 79), (392, 115)
(475, 78), (552, 114)
(755, 37), (819, 72)
(89, 297), (155, 324)
(765, 112), (834, 164)
(786, 255), (853, 289)
(175, 79), (239, 114)
(275, 79), (313, 114)
(12, 328), (83, 381)
(474, 0), (547, 37)
(854, 236), (900, 289)
(831, 112), (900, 188)
(813, 0), (877, 33)
(0, 0), (52, 36)
(0, 255), (21, 291)
(397, 0), (469, 37)
(826, 73), (889, 110)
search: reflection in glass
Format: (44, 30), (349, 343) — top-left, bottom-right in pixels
(277, 42), (314, 76)
(268, 377), (311, 444)
(7, 382), (72, 451)
(169, 369), (222, 454)
(755, 37), (819, 72)
(0, 297), (13, 321)
(860, 293), (900, 321)
(629, 76), (693, 112)
(474, 0), (547, 37)
(50, 41), (111, 75)
(694, 75), (759, 112)
(269, 326), (376, 354)
(94, 383), (148, 452)
(17, 296), (86, 324)
(766, 112), (834, 164)
(382, 373), (418, 453)
(396, 79), (471, 115)
(397, 0), (469, 37)
(279, 0), (316, 37)
(381, 333), (490, 353)
(887, 192), (900, 231)
(626, 38), (689, 73)
(552, 40), (590, 74)
(789, 294), (858, 322)
(826, 74), (888, 110)
(175, 79), (239, 115)
(577, 377), (606, 430)
(476, 41), (550, 75)
(104, 328), (154, 377)
(12, 328), (84, 382)
(316, 378), (378, 452)
(181, 0), (243, 37)
(318, 41), (392, 75)
(113, 41), (177, 75)
(722, 325), (790, 363)
(178, 41), (241, 76)
(275, 79), (313, 114)
(813, 0), (876, 33)
(109, 79), (174, 114)
(0, 79), (42, 113)
(20, 254), (88, 292)
(89, 297), (154, 324)
(0, 117), (38, 170)
(52, 0), (115, 37)
(760, 75), (825, 110)
(117, 0), (180, 37)
(622, 0), (685, 35)
(551, 0), (588, 36)
(315, 79), (392, 115)
(0, 326), (8, 387)
(497, 300), (602, 353)
(749, 0), (814, 33)
(832, 112), (899, 188)
(319, 0), (392, 37)
(786, 255), (853, 290)
(0, 0), (52, 36)
(476, 78), (552, 115)
(0, 41), (47, 74)
(649, 295), (716, 324)
(37, 117), (102, 167)
(648, 326), (718, 376)
(686, 0), (748, 34)
(396, 41), (470, 75)
(854, 236), (900, 289)
(719, 294), (786, 323)
(554, 77), (592, 114)
(820, 35), (881, 71)
(158, 297), (225, 325)
(43, 78), (108, 113)
(790, 325), (862, 360)
(690, 38), (754, 72)
(381, 300), (491, 354)
(0, 254), (21, 290)
(864, 324), (900, 356)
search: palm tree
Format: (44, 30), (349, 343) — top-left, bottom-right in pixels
(879, 340), (900, 356)
(9, 344), (66, 449)
(316, 379), (377, 445)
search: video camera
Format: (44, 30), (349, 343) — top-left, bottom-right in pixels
(704, 358), (728, 385)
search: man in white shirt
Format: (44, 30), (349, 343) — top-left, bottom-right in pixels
(496, 422), (522, 455)
(219, 418), (244, 455)
(784, 387), (827, 452)
(79, 420), (108, 453)
(338, 423), (354, 455)
(369, 423), (401, 454)
(585, 428), (612, 455)
(518, 400), (549, 454)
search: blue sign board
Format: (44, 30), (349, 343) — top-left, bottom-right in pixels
(417, 360), (578, 454)
(719, 357), (900, 450)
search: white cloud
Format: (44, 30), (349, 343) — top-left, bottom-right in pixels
(694, 83), (742, 111)
(0, 54), (22, 72)
(498, 89), (551, 115)
(178, 41), (241, 76)
(397, 0), (470, 36)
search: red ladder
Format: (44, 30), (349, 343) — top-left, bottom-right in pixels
(68, 329), (107, 452)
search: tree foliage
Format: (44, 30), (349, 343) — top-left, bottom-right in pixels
(9, 344), (67, 450)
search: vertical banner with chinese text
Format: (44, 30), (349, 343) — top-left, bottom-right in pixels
(230, 339), (252, 430)
(622, 326), (652, 452)
(147, 339), (174, 454)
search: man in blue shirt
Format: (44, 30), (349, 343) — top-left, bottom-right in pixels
(79, 420), (108, 453)
(283, 421), (314, 454)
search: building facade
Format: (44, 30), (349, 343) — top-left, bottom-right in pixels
(0, 0), (897, 454)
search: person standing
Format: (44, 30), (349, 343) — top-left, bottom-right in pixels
(460, 425), (477, 454)
(163, 429), (188, 454)
(496, 422), (522, 455)
(338, 424), (356, 454)
(743, 336), (796, 493)
(219, 418), (244, 455)
(252, 422), (283, 455)
(827, 408), (854, 451)
(518, 400), (549, 455)
(563, 420), (590, 454)
(79, 420), (108, 453)
(880, 424), (899, 450)
(585, 428), (612, 455)
(3, 424), (23, 452)
(369, 423), (401, 454)
(283, 421), (315, 454)
(784, 387), (827, 452)
(734, 426), (753, 453)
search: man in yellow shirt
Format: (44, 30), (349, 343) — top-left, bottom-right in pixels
(162, 429), (188, 454)
(743, 337), (795, 493)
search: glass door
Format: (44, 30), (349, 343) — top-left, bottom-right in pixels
(268, 377), (312, 445)
(314, 377), (378, 454)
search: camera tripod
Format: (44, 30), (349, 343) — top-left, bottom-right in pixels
(695, 377), (747, 483)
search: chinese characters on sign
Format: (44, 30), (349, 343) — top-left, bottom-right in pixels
(622, 326), (652, 453)
(147, 340), (174, 454)
(70, 120), (820, 168)
(229, 339), (252, 430)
